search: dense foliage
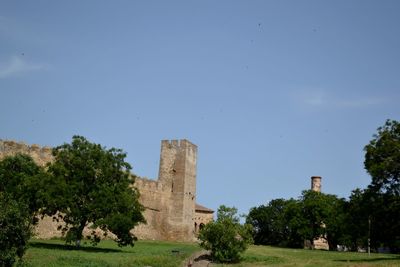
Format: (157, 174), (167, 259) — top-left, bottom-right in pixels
(247, 191), (347, 250)
(0, 194), (32, 267)
(364, 119), (400, 195)
(0, 154), (49, 221)
(199, 205), (253, 263)
(47, 136), (145, 247)
(0, 154), (48, 266)
(247, 119), (400, 252)
(363, 120), (400, 251)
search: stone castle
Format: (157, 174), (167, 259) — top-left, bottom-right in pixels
(0, 139), (214, 242)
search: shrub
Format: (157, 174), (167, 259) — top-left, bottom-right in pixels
(198, 205), (253, 263)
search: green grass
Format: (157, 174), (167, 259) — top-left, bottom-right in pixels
(23, 239), (201, 267)
(21, 240), (400, 267)
(214, 245), (400, 267)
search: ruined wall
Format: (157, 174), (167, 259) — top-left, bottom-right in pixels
(0, 140), (53, 166)
(0, 139), (201, 242)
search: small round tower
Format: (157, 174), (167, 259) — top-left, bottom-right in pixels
(311, 176), (322, 192)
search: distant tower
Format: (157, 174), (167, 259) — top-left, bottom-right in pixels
(311, 176), (322, 192)
(310, 175), (329, 250)
(158, 140), (197, 241)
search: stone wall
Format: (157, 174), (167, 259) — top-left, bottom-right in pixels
(0, 140), (53, 166)
(0, 139), (213, 242)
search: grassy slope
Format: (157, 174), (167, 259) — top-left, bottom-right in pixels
(215, 245), (400, 267)
(23, 239), (201, 267)
(23, 240), (400, 267)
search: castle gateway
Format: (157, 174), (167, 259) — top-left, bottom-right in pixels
(0, 139), (214, 242)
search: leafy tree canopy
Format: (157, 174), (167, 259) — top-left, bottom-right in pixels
(0, 193), (32, 267)
(247, 191), (348, 250)
(0, 154), (49, 220)
(47, 135), (145, 247)
(0, 154), (51, 265)
(364, 119), (400, 195)
(246, 199), (292, 246)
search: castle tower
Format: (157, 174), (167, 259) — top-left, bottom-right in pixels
(158, 140), (197, 241)
(311, 176), (322, 192)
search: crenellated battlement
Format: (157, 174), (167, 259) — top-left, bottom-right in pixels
(161, 139), (197, 154)
(135, 176), (163, 192)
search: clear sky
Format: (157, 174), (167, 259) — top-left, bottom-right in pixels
(1, 1), (399, 216)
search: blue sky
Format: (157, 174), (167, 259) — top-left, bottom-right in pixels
(1, 1), (399, 216)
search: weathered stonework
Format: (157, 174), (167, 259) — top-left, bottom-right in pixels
(194, 204), (214, 235)
(311, 176), (322, 193)
(0, 139), (214, 242)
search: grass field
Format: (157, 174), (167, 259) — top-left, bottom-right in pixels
(22, 239), (400, 267)
(214, 245), (400, 267)
(23, 239), (200, 267)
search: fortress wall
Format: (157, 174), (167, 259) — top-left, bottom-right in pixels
(131, 177), (167, 240)
(0, 140), (53, 166)
(0, 139), (204, 242)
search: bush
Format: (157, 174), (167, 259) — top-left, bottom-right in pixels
(198, 205), (253, 263)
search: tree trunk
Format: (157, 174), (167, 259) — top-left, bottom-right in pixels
(76, 219), (87, 248)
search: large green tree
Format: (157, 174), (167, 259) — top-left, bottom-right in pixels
(47, 136), (145, 247)
(0, 193), (32, 267)
(363, 120), (400, 250)
(246, 199), (294, 247)
(247, 192), (349, 250)
(0, 154), (49, 222)
(199, 205), (253, 263)
(300, 190), (348, 250)
(364, 119), (400, 195)
(0, 154), (49, 266)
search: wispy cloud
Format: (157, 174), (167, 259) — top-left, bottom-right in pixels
(293, 89), (387, 109)
(0, 56), (47, 79)
(302, 91), (326, 106)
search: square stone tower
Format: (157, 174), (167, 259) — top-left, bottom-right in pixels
(158, 140), (197, 241)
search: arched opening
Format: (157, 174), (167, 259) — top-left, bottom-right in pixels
(199, 223), (205, 231)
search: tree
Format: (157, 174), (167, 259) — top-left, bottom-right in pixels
(343, 188), (372, 250)
(322, 195), (348, 250)
(246, 199), (292, 246)
(282, 198), (306, 248)
(0, 154), (49, 266)
(47, 136), (145, 247)
(364, 120), (400, 251)
(199, 205), (253, 263)
(299, 190), (331, 248)
(364, 119), (400, 195)
(0, 193), (32, 267)
(0, 154), (49, 222)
